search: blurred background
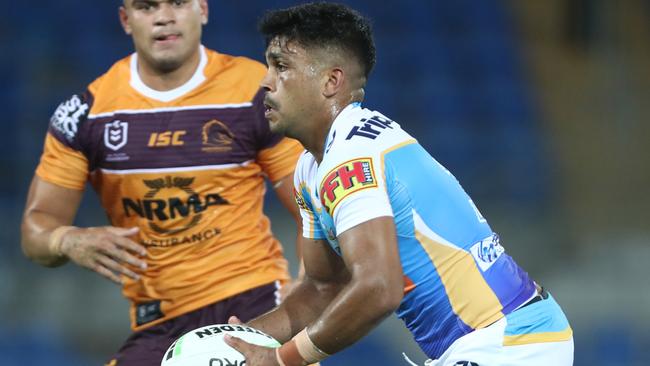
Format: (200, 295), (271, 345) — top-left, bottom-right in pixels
(1, 0), (649, 365)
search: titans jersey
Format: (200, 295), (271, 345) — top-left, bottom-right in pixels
(293, 103), (537, 359)
(36, 46), (303, 331)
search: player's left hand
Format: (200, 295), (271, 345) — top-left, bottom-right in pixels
(224, 334), (279, 366)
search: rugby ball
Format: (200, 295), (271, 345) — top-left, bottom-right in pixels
(161, 324), (280, 366)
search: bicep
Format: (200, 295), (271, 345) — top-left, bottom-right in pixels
(337, 216), (403, 288)
(273, 173), (300, 223)
(302, 237), (350, 287)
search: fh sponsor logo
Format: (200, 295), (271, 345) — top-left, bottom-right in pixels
(148, 130), (186, 147)
(320, 158), (377, 214)
(104, 120), (128, 151)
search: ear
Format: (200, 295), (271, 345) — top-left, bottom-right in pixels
(323, 68), (344, 98)
(119, 6), (132, 35)
(200, 0), (209, 25)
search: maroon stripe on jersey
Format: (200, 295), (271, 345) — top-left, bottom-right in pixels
(81, 97), (275, 172)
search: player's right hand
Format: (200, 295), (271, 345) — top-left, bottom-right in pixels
(59, 226), (147, 284)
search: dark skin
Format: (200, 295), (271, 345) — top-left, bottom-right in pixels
(224, 37), (405, 366)
(21, 1), (302, 285)
(21, 173), (298, 285)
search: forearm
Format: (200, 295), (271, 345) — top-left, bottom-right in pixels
(249, 277), (342, 343)
(21, 209), (72, 267)
(307, 275), (402, 355)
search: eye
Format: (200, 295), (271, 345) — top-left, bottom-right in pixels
(171, 0), (186, 7)
(276, 63), (288, 72)
(133, 1), (153, 11)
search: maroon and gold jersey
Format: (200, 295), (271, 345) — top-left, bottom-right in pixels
(36, 46), (303, 330)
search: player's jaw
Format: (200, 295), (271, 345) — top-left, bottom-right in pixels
(264, 95), (285, 133)
(142, 29), (198, 73)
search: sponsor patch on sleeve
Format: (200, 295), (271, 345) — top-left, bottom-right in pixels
(294, 186), (309, 211)
(319, 158), (378, 215)
(50, 93), (90, 142)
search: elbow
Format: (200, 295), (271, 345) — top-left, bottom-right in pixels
(358, 276), (403, 318)
(379, 283), (404, 316)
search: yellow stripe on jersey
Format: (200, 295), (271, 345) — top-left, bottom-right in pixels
(415, 229), (504, 329)
(503, 326), (573, 346)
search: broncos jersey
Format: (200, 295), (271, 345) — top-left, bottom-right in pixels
(293, 103), (539, 359)
(36, 46), (303, 331)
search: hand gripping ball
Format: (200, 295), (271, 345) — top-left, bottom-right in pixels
(161, 324), (280, 366)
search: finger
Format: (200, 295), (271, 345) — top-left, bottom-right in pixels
(105, 238), (147, 269)
(93, 263), (123, 284)
(224, 335), (251, 355)
(228, 316), (243, 325)
(97, 255), (140, 280)
(105, 226), (141, 241)
(119, 237), (147, 257)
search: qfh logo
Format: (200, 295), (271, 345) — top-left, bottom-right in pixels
(320, 158), (377, 214)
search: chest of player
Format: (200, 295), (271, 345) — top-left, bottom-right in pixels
(82, 107), (260, 171)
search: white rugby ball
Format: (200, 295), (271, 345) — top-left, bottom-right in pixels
(161, 324), (281, 366)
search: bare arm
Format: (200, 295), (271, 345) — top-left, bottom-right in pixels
(247, 235), (350, 343)
(305, 216), (404, 354)
(21, 175), (147, 283)
(272, 173), (303, 261)
(21, 176), (84, 267)
(226, 216), (404, 365)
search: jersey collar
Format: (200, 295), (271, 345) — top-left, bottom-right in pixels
(129, 45), (208, 102)
(323, 102), (362, 156)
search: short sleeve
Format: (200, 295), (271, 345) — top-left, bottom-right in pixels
(293, 154), (326, 240)
(258, 138), (304, 182)
(35, 92), (93, 190)
(319, 156), (394, 235)
(36, 134), (89, 190)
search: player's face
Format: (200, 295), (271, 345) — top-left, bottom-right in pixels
(261, 38), (326, 140)
(120, 0), (208, 72)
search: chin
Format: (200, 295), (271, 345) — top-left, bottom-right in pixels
(152, 55), (185, 73)
(269, 120), (283, 134)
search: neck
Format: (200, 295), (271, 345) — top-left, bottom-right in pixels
(303, 101), (349, 164)
(137, 47), (201, 91)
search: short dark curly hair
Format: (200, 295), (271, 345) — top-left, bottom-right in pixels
(258, 2), (376, 78)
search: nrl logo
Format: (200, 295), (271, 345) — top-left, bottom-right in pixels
(104, 120), (129, 151)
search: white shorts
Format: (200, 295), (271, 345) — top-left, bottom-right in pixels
(423, 293), (574, 366)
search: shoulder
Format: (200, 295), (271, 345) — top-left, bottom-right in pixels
(204, 48), (267, 83)
(326, 105), (406, 163)
(87, 55), (132, 97)
(295, 151), (317, 179)
(49, 55), (130, 144)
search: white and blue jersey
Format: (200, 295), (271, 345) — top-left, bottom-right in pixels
(293, 103), (571, 359)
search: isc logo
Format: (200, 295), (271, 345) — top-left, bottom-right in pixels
(148, 130), (186, 147)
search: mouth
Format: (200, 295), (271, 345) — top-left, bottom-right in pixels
(153, 33), (182, 44)
(264, 98), (278, 119)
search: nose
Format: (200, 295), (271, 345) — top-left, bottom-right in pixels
(260, 68), (275, 92)
(154, 3), (176, 26)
